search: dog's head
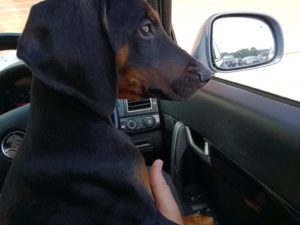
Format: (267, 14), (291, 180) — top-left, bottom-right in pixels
(17, 0), (212, 117)
(111, 1), (212, 100)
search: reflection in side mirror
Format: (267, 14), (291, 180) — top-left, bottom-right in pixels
(212, 17), (275, 70)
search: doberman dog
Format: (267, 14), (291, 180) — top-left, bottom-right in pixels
(0, 0), (212, 224)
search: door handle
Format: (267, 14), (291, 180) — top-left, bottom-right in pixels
(185, 126), (211, 166)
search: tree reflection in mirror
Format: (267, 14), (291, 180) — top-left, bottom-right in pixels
(212, 17), (275, 70)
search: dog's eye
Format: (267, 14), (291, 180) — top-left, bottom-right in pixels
(141, 24), (150, 34)
(139, 22), (152, 37)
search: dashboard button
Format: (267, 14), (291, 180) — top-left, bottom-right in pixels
(144, 116), (155, 128)
(126, 119), (137, 131)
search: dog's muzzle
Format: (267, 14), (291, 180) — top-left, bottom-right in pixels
(187, 62), (212, 83)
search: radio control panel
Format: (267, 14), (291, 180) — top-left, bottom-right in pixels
(120, 114), (160, 133)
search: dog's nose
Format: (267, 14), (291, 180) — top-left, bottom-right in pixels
(187, 62), (212, 82)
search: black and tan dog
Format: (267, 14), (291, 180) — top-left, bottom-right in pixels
(0, 0), (211, 224)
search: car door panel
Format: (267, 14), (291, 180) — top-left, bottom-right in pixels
(160, 79), (300, 214)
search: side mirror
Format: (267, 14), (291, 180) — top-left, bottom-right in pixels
(192, 13), (284, 73)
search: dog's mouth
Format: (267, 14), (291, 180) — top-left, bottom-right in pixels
(147, 73), (209, 101)
(167, 64), (212, 100)
(187, 64), (212, 83)
(170, 73), (208, 100)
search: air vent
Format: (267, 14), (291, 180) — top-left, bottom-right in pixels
(127, 99), (152, 112)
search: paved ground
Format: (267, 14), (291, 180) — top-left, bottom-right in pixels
(216, 53), (300, 102)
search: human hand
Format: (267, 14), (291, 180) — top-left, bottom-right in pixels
(149, 160), (184, 225)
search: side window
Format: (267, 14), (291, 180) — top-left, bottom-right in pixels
(172, 0), (300, 103)
(0, 1), (41, 70)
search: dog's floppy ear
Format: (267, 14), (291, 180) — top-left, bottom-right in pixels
(17, 0), (117, 117)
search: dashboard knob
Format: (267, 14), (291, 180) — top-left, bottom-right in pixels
(144, 116), (156, 128)
(126, 119), (137, 131)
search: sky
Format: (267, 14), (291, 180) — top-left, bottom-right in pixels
(213, 17), (274, 53)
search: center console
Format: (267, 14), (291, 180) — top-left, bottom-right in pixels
(116, 98), (162, 153)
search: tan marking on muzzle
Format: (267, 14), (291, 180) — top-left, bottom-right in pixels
(116, 44), (148, 99)
(116, 44), (144, 99)
(118, 68), (148, 99)
(116, 44), (129, 69)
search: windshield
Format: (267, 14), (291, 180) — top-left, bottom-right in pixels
(0, 1), (40, 32)
(0, 1), (40, 70)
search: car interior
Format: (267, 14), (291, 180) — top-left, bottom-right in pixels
(0, 1), (299, 225)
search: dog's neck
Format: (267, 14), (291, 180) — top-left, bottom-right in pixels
(26, 77), (114, 152)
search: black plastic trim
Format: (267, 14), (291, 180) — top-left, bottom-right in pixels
(0, 33), (20, 51)
(160, 79), (300, 213)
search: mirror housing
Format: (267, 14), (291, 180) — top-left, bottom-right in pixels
(192, 13), (284, 73)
